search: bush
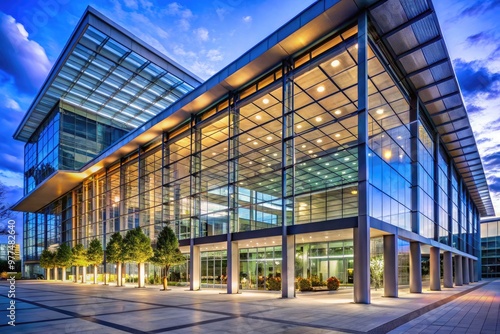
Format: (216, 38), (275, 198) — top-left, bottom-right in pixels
(298, 277), (312, 291)
(266, 277), (281, 291)
(310, 275), (326, 287)
(327, 276), (340, 291)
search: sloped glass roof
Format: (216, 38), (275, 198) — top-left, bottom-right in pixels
(15, 12), (200, 141)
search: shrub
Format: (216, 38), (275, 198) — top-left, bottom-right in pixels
(266, 277), (281, 291)
(310, 275), (326, 287)
(298, 277), (312, 291)
(327, 276), (340, 291)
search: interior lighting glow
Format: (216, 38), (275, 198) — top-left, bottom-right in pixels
(263, 98), (269, 104)
(334, 109), (341, 115)
(331, 59), (340, 67)
(315, 116), (322, 122)
(317, 86), (325, 93)
(376, 109), (384, 115)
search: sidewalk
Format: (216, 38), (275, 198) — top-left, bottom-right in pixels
(0, 279), (497, 333)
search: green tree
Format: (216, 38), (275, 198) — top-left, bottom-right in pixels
(370, 256), (384, 290)
(106, 232), (125, 286)
(150, 225), (185, 290)
(87, 239), (104, 284)
(123, 227), (153, 288)
(56, 243), (72, 281)
(72, 244), (88, 283)
(39, 249), (56, 280)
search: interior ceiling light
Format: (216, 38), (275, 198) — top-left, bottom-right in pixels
(308, 150), (313, 154)
(317, 86), (325, 93)
(316, 139), (323, 143)
(263, 98), (269, 104)
(297, 124), (303, 129)
(335, 133), (341, 138)
(302, 144), (306, 148)
(351, 190), (358, 195)
(253, 141), (258, 145)
(255, 115), (262, 120)
(266, 136), (272, 141)
(247, 137), (252, 141)
(315, 116), (322, 122)
(376, 109), (384, 115)
(384, 150), (392, 160)
(334, 109), (341, 115)
(331, 59), (340, 67)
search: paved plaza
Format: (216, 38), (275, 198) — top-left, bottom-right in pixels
(0, 279), (498, 333)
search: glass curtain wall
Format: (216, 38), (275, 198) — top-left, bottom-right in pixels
(240, 246), (282, 290)
(437, 147), (449, 244)
(481, 220), (500, 278)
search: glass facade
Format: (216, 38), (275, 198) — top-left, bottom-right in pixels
(481, 219), (500, 278)
(18, 6), (486, 297)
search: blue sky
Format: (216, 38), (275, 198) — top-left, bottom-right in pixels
(0, 0), (499, 244)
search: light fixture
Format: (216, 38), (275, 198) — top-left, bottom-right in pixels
(397, 135), (402, 140)
(344, 157), (350, 161)
(325, 163), (330, 166)
(384, 150), (392, 160)
(273, 153), (277, 157)
(263, 98), (269, 104)
(267, 163), (271, 166)
(335, 133), (341, 138)
(255, 115), (262, 120)
(376, 109), (384, 115)
(266, 136), (273, 141)
(331, 59), (340, 67)
(114, 196), (120, 203)
(316, 139), (323, 143)
(253, 141), (258, 145)
(308, 150), (313, 154)
(247, 137), (252, 141)
(351, 190), (358, 195)
(297, 124), (302, 129)
(302, 144), (306, 148)
(249, 161), (253, 164)
(224, 147), (227, 151)
(299, 203), (307, 207)
(334, 109), (341, 115)
(261, 158), (266, 161)
(315, 116), (322, 122)
(212, 152), (217, 155)
(317, 86), (325, 93)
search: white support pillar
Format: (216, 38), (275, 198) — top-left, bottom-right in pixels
(454, 255), (463, 286)
(468, 258), (473, 282)
(190, 244), (200, 290)
(282, 234), (295, 298)
(462, 257), (469, 285)
(138, 263), (145, 288)
(227, 241), (239, 294)
(74, 266), (79, 283)
(429, 247), (441, 291)
(409, 242), (422, 293)
(54, 267), (58, 281)
(82, 266), (87, 283)
(383, 235), (398, 297)
(354, 9), (371, 305)
(443, 251), (453, 288)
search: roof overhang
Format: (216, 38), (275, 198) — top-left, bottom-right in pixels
(13, 6), (202, 142)
(11, 171), (88, 212)
(368, 0), (495, 217)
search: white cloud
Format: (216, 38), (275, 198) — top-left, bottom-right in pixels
(191, 60), (217, 79)
(206, 49), (223, 62)
(0, 170), (23, 189)
(194, 27), (209, 41)
(4, 98), (21, 112)
(243, 15), (252, 23)
(123, 0), (139, 10)
(173, 44), (196, 58)
(216, 8), (229, 20)
(178, 18), (190, 31)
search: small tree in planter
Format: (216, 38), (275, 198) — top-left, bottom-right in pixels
(87, 239), (104, 284)
(40, 249), (56, 280)
(327, 276), (340, 291)
(150, 225), (185, 291)
(298, 277), (312, 291)
(106, 232), (125, 287)
(370, 256), (384, 290)
(56, 243), (72, 281)
(123, 227), (153, 288)
(72, 244), (88, 283)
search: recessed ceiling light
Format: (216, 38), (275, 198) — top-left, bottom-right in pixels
(256, 115), (262, 120)
(270, 179), (274, 181)
(355, 43), (358, 49)
(313, 154), (317, 157)
(263, 98), (269, 104)
(267, 163), (271, 166)
(262, 158), (266, 161)
(325, 163), (330, 166)
(335, 133), (341, 138)
(331, 59), (340, 67)
(316, 139), (323, 143)
(317, 86), (325, 93)
(249, 161), (253, 164)
(273, 153), (277, 157)
(334, 109), (341, 115)
(376, 109), (384, 115)
(397, 135), (402, 140)
(308, 150), (313, 154)
(297, 124), (302, 129)
(308, 168), (312, 171)
(247, 137), (252, 141)
(344, 157), (350, 161)
(315, 116), (322, 122)
(253, 141), (258, 145)
(212, 152), (216, 155)
(302, 144), (306, 148)
(384, 151), (392, 159)
(265, 149), (269, 152)
(317, 171), (321, 175)
(266, 136), (272, 141)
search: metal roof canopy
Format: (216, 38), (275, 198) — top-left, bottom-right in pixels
(13, 6), (202, 142)
(369, 0), (494, 217)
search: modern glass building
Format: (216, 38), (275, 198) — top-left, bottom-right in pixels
(13, 0), (495, 303)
